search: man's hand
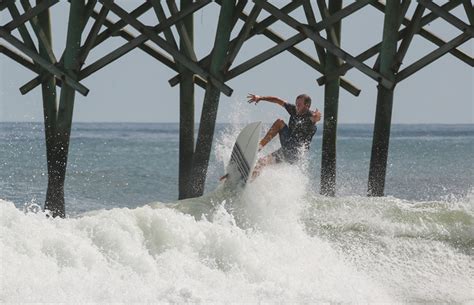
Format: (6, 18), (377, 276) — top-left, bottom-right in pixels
(247, 94), (286, 106)
(311, 109), (322, 123)
(247, 93), (261, 105)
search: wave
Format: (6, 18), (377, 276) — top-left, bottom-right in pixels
(2, 117), (473, 303)
(1, 166), (473, 303)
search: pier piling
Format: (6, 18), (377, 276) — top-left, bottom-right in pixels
(368, 0), (401, 197)
(320, 0), (342, 197)
(189, 1), (235, 197)
(178, 0), (195, 200)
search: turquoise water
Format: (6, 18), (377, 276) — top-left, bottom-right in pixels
(1, 122), (473, 303)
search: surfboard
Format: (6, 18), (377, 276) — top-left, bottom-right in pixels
(222, 121), (262, 190)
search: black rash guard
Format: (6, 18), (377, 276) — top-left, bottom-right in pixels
(283, 103), (317, 151)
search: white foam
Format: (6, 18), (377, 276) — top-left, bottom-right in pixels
(2, 168), (472, 303)
(303, 194), (474, 303)
(2, 114), (472, 303)
(1, 192), (397, 303)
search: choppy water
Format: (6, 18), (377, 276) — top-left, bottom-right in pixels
(1, 122), (473, 303)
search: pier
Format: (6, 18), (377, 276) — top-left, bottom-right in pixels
(1, 0), (472, 217)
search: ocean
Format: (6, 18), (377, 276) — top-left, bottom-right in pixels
(1, 122), (473, 303)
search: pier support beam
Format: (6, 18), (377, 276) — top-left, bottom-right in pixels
(320, 0), (342, 197)
(368, 0), (401, 197)
(178, 0), (195, 199)
(36, 0), (59, 217)
(44, 0), (85, 217)
(189, 1), (235, 197)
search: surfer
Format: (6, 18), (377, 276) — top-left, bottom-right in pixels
(247, 93), (321, 177)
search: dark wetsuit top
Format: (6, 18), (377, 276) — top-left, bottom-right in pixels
(272, 103), (317, 163)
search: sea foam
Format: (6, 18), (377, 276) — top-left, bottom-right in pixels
(1, 168), (396, 304)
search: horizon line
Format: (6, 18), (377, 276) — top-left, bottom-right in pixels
(1, 121), (473, 125)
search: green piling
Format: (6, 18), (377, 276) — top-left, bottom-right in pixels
(179, 0), (195, 199)
(320, 0), (342, 197)
(368, 0), (401, 197)
(36, 0), (59, 216)
(44, 0), (85, 217)
(189, 0), (235, 197)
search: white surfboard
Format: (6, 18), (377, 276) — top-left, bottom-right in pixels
(223, 121), (262, 189)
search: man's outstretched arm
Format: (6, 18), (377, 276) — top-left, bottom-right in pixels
(247, 93), (286, 106)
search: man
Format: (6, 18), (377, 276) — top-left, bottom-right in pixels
(247, 93), (321, 176)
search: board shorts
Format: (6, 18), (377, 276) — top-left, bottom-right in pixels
(270, 125), (300, 164)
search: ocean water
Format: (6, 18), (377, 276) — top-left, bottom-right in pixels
(1, 122), (473, 303)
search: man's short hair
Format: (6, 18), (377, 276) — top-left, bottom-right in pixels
(297, 94), (311, 106)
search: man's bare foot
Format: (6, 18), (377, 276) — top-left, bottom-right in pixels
(250, 169), (261, 181)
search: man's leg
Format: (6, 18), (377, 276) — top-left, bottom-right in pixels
(221, 120), (285, 182)
(251, 149), (284, 179)
(221, 153), (275, 182)
(253, 154), (274, 178)
(259, 119), (286, 150)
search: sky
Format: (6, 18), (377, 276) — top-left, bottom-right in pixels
(1, 1), (472, 124)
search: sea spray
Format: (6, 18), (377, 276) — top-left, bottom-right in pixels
(1, 120), (473, 303)
(1, 184), (396, 304)
(1, 178), (472, 302)
(303, 194), (474, 303)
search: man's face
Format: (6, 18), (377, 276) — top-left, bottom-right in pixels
(295, 98), (309, 114)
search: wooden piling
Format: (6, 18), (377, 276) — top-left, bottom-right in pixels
(36, 0), (59, 217)
(189, 1), (235, 197)
(320, 0), (342, 197)
(44, 0), (85, 217)
(178, 0), (195, 199)
(368, 0), (401, 197)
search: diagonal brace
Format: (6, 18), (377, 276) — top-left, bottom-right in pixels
(80, 14), (211, 91)
(393, 4), (425, 72)
(305, 0), (327, 66)
(168, 0), (304, 87)
(173, 0), (361, 96)
(319, 0), (472, 85)
(0, 0), (15, 11)
(19, 0), (57, 64)
(2, 0), (58, 32)
(226, 33), (307, 80)
(254, 0), (394, 89)
(371, 0), (412, 72)
(396, 32), (472, 83)
(166, 0), (197, 62)
(20, 1), (152, 94)
(0, 27), (89, 96)
(99, 0), (232, 96)
(0, 44), (38, 73)
(418, 0), (473, 35)
(80, 0), (209, 85)
(77, 5), (109, 68)
(94, 1), (151, 47)
(238, 1), (363, 95)
(463, 0), (474, 25)
(0, 43), (63, 95)
(224, 3), (262, 70)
